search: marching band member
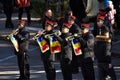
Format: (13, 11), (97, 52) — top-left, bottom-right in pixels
(37, 20), (57, 80)
(94, 15), (116, 80)
(68, 15), (82, 74)
(77, 23), (95, 80)
(55, 22), (73, 80)
(13, 20), (30, 80)
(40, 9), (58, 29)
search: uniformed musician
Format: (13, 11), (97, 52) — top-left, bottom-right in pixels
(94, 15), (116, 80)
(13, 20), (30, 80)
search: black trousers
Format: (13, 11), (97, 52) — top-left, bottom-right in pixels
(43, 60), (56, 80)
(80, 58), (95, 80)
(17, 53), (30, 79)
(18, 7), (31, 24)
(61, 60), (72, 80)
(98, 63), (116, 80)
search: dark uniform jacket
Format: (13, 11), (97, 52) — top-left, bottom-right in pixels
(56, 33), (73, 63)
(40, 30), (56, 62)
(14, 27), (30, 54)
(80, 32), (95, 59)
(69, 23), (81, 35)
(94, 25), (112, 63)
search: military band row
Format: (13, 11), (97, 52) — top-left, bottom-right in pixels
(7, 8), (117, 80)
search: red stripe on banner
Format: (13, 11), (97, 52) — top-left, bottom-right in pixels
(75, 48), (81, 54)
(42, 44), (49, 51)
(51, 46), (61, 52)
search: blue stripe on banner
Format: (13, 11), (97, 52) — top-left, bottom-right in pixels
(11, 36), (15, 41)
(50, 37), (56, 42)
(38, 36), (43, 42)
(73, 39), (79, 44)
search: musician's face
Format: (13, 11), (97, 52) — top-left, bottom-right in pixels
(97, 20), (104, 28)
(18, 23), (24, 29)
(68, 19), (74, 25)
(82, 28), (89, 34)
(45, 9), (52, 18)
(45, 25), (52, 31)
(62, 27), (69, 33)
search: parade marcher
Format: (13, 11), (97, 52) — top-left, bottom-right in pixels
(77, 23), (95, 80)
(55, 22), (73, 80)
(58, 10), (73, 29)
(68, 15), (81, 34)
(16, 0), (31, 25)
(94, 15), (116, 80)
(40, 9), (58, 29)
(37, 20), (57, 80)
(13, 20), (30, 80)
(67, 15), (82, 74)
(2, 0), (14, 29)
(58, 10), (80, 30)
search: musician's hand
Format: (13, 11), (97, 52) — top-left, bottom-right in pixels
(12, 30), (17, 35)
(57, 30), (61, 36)
(74, 33), (78, 37)
(105, 32), (109, 38)
(38, 30), (42, 36)
(54, 22), (58, 27)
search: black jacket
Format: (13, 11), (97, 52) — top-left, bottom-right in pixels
(94, 25), (112, 63)
(69, 23), (81, 35)
(80, 32), (95, 59)
(56, 33), (73, 63)
(14, 27), (30, 54)
(40, 30), (56, 62)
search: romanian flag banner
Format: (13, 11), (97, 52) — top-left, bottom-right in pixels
(50, 37), (61, 54)
(10, 35), (19, 52)
(37, 36), (49, 53)
(72, 38), (82, 56)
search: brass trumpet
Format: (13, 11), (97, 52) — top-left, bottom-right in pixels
(32, 33), (40, 40)
(32, 30), (45, 40)
(7, 28), (19, 40)
(65, 33), (82, 41)
(44, 30), (61, 38)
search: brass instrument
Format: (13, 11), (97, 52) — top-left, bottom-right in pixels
(32, 30), (45, 40)
(7, 28), (19, 40)
(32, 30), (61, 40)
(65, 33), (82, 41)
(95, 35), (111, 42)
(44, 30), (61, 38)
(32, 33), (40, 40)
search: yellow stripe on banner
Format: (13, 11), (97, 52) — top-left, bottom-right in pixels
(40, 40), (47, 46)
(50, 41), (61, 47)
(73, 42), (81, 49)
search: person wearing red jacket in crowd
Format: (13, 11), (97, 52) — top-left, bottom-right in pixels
(16, 0), (31, 25)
